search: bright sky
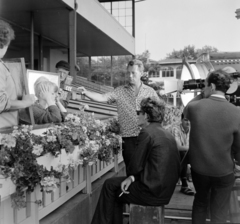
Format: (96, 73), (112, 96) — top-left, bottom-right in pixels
(135, 0), (240, 60)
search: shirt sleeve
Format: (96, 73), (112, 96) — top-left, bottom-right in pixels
(103, 88), (118, 104)
(0, 65), (11, 113)
(152, 89), (159, 98)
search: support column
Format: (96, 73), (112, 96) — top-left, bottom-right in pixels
(88, 56), (91, 81)
(69, 1), (77, 82)
(30, 12), (34, 69)
(132, 0), (135, 37)
(38, 35), (43, 71)
(111, 56), (113, 87)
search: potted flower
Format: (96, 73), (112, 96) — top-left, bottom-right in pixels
(0, 133), (16, 198)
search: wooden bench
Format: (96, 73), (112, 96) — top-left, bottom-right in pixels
(129, 204), (165, 224)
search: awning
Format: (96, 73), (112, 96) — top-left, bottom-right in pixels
(0, 0), (135, 57)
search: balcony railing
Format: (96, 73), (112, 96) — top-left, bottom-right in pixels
(0, 128), (123, 224)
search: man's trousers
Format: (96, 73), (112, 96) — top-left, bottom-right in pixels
(191, 169), (235, 224)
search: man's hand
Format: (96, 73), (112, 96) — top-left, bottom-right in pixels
(120, 176), (133, 194)
(77, 86), (87, 95)
(22, 94), (36, 107)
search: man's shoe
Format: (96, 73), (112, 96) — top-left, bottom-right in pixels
(180, 187), (195, 196)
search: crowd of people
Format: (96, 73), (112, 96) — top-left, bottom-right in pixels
(1, 19), (240, 224)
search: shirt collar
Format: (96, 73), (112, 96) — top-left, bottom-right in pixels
(211, 94), (225, 99)
(180, 123), (189, 134)
(124, 82), (144, 89)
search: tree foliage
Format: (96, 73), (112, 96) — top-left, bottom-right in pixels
(136, 50), (151, 72)
(166, 45), (218, 60)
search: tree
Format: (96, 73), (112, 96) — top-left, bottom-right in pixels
(136, 50), (151, 72)
(166, 45), (218, 60)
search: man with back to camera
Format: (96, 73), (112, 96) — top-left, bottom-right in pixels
(91, 96), (180, 224)
(184, 70), (240, 224)
(78, 59), (159, 174)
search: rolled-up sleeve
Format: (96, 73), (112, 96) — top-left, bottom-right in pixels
(103, 89), (118, 104)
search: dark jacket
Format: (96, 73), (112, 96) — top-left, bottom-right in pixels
(128, 122), (180, 205)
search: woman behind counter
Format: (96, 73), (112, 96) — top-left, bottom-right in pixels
(0, 20), (35, 129)
(32, 77), (67, 124)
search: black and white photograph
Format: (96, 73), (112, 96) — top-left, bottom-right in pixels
(1, 1), (240, 224)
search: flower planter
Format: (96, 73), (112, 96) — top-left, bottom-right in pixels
(37, 147), (81, 171)
(0, 175), (16, 200)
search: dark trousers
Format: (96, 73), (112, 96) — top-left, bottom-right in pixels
(91, 177), (156, 224)
(191, 169), (235, 224)
(122, 137), (137, 175)
(179, 151), (189, 187)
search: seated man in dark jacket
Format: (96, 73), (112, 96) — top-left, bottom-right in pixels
(91, 96), (180, 224)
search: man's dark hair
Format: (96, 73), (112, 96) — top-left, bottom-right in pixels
(127, 59), (144, 74)
(0, 20), (15, 49)
(140, 96), (165, 123)
(207, 70), (231, 93)
(56, 60), (80, 72)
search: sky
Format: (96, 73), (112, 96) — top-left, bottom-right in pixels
(135, 0), (240, 60)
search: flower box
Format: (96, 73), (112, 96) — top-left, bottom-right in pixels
(0, 175), (16, 200)
(36, 147), (81, 171)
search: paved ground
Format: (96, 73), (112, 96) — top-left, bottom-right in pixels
(165, 183), (194, 223)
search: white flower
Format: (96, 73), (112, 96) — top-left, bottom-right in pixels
(0, 133), (5, 145)
(40, 176), (58, 193)
(47, 135), (57, 142)
(82, 126), (87, 133)
(2, 135), (16, 148)
(32, 144), (43, 156)
(105, 139), (111, 146)
(53, 163), (63, 172)
(95, 120), (101, 126)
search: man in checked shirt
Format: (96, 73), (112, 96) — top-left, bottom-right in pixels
(78, 59), (159, 174)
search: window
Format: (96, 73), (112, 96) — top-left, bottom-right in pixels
(101, 1), (133, 36)
(161, 67), (174, 77)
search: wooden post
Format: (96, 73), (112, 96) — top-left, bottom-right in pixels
(26, 191), (39, 224)
(114, 154), (119, 173)
(30, 12), (34, 70)
(38, 35), (43, 71)
(69, 2), (77, 82)
(88, 56), (92, 81)
(83, 165), (91, 194)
